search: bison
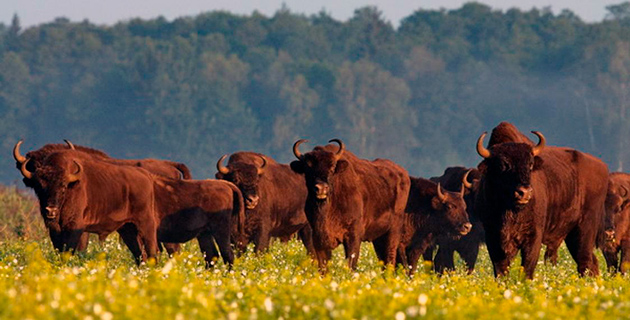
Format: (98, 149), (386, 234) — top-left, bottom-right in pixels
(398, 175), (472, 273)
(475, 124), (608, 278)
(290, 139), (410, 270)
(18, 149), (160, 263)
(13, 140), (188, 254)
(423, 167), (484, 274)
(215, 152), (315, 255)
(601, 172), (630, 273)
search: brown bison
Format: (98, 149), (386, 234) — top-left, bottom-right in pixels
(18, 149), (160, 263)
(475, 123), (608, 278)
(423, 167), (484, 274)
(290, 139), (410, 270)
(215, 152), (315, 255)
(151, 176), (245, 267)
(13, 140), (189, 254)
(601, 172), (630, 273)
(398, 175), (472, 273)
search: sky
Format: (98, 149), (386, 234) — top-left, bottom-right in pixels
(0, 0), (624, 29)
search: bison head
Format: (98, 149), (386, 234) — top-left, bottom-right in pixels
(216, 155), (267, 210)
(604, 182), (630, 244)
(290, 139), (348, 201)
(19, 152), (86, 251)
(430, 179), (472, 237)
(476, 130), (545, 210)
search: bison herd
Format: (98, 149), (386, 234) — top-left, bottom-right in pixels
(11, 122), (630, 279)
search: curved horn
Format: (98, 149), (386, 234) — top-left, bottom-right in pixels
(531, 131), (546, 156)
(293, 139), (308, 159)
(67, 160), (82, 183)
(20, 158), (33, 179)
(64, 139), (76, 150)
(13, 140), (26, 164)
(476, 132), (491, 159)
(328, 139), (345, 159)
(621, 185), (629, 198)
(257, 156), (267, 175)
(437, 183), (447, 203)
(216, 155), (230, 175)
(462, 169), (473, 195)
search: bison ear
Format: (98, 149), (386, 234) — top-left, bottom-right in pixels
(335, 160), (349, 174)
(215, 172), (224, 180)
(533, 156), (544, 171)
(290, 161), (305, 174)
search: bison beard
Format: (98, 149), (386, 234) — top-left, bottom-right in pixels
(475, 123), (608, 279)
(290, 139), (410, 271)
(215, 152), (315, 256)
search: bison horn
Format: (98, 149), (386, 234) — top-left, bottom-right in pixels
(20, 158), (33, 179)
(328, 139), (345, 159)
(461, 169), (473, 195)
(64, 139), (76, 150)
(13, 140), (26, 164)
(257, 156), (267, 175)
(67, 160), (82, 183)
(293, 139), (308, 159)
(531, 131), (546, 156)
(621, 185), (629, 198)
(437, 183), (447, 203)
(216, 155), (230, 175)
(476, 132), (491, 159)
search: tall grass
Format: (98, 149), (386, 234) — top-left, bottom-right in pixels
(0, 185), (44, 241)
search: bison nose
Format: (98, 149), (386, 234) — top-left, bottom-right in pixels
(45, 206), (58, 219)
(460, 222), (472, 235)
(245, 195), (260, 209)
(314, 183), (329, 199)
(605, 230), (616, 241)
(514, 186), (533, 204)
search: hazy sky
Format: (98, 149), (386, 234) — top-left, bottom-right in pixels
(1, 0), (623, 29)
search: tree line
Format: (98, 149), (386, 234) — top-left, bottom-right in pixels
(2, 2), (630, 183)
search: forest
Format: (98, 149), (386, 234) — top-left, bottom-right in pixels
(2, 2), (630, 183)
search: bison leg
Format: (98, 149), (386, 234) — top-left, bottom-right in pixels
(620, 240), (630, 274)
(253, 223), (271, 253)
(565, 227), (599, 276)
(76, 233), (90, 252)
(458, 240), (481, 274)
(484, 228), (513, 277)
(117, 223), (145, 265)
(422, 245), (434, 263)
(434, 245), (455, 274)
(315, 249), (332, 273)
(163, 243), (181, 256)
(297, 224), (316, 258)
(197, 232), (221, 268)
(520, 235), (543, 279)
(602, 248), (620, 273)
(343, 234), (362, 270)
(137, 225), (159, 263)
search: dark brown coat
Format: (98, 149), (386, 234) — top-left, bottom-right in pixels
(398, 177), (471, 273)
(13, 140), (187, 254)
(152, 176), (245, 267)
(290, 139), (410, 270)
(601, 172), (630, 273)
(19, 149), (159, 264)
(424, 167), (484, 273)
(215, 152), (314, 255)
(475, 123), (608, 278)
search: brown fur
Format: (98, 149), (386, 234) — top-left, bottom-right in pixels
(291, 142), (410, 271)
(398, 177), (470, 273)
(476, 123), (608, 278)
(215, 152), (315, 255)
(152, 177), (245, 267)
(601, 172), (630, 273)
(424, 167), (484, 274)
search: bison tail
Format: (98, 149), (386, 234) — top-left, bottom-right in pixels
(231, 184), (246, 242)
(174, 162), (192, 179)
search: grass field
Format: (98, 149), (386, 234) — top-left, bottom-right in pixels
(1, 187), (630, 319)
